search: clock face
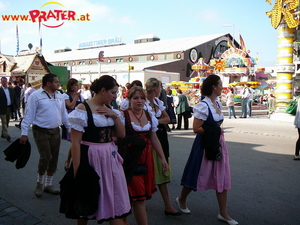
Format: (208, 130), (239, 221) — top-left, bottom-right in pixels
(150, 55), (154, 60)
(107, 59), (111, 63)
(129, 57), (133, 62)
(176, 53), (181, 59)
(190, 49), (198, 63)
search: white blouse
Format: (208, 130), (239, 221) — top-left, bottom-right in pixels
(119, 111), (158, 132)
(193, 97), (224, 121)
(68, 108), (123, 132)
(145, 97), (166, 118)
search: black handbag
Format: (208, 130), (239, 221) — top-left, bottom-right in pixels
(133, 164), (147, 176)
(205, 145), (222, 161)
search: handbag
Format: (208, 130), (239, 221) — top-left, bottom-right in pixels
(133, 164), (147, 176)
(286, 97), (299, 115)
(205, 145), (222, 161)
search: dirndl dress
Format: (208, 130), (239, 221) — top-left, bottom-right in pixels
(59, 102), (131, 223)
(119, 110), (158, 201)
(180, 98), (231, 193)
(147, 98), (171, 184)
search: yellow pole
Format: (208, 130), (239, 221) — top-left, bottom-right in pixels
(276, 21), (294, 110)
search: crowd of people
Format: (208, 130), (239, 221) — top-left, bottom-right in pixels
(1, 73), (259, 225)
(3, 73), (300, 224)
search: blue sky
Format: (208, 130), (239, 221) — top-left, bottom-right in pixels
(0, 0), (278, 67)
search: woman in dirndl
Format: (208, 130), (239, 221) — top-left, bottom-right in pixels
(145, 78), (182, 216)
(59, 75), (131, 225)
(118, 86), (168, 225)
(176, 74), (238, 225)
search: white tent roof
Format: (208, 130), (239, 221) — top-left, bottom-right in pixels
(44, 33), (227, 63)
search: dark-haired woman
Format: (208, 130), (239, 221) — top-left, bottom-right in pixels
(62, 78), (83, 171)
(176, 75), (238, 225)
(60, 75), (131, 225)
(166, 89), (176, 131)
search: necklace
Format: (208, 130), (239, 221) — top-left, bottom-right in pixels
(131, 110), (144, 124)
(213, 102), (221, 115)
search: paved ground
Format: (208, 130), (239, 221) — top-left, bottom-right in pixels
(0, 114), (299, 225)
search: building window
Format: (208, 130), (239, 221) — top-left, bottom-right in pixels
(158, 55), (165, 60)
(166, 54), (174, 60)
(64, 62), (69, 66)
(116, 58), (123, 63)
(138, 56), (147, 61)
(79, 61), (86, 65)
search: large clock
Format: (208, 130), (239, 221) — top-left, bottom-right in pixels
(190, 49), (198, 63)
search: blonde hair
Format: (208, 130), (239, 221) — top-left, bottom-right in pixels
(145, 78), (161, 94)
(128, 86), (146, 100)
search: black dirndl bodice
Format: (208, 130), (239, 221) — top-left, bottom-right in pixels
(82, 102), (114, 143)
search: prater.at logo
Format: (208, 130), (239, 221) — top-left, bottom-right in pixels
(29, 2), (90, 28)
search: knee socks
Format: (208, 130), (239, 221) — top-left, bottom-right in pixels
(37, 174), (45, 184)
(45, 175), (54, 187)
(37, 174), (54, 186)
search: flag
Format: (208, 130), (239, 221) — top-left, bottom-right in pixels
(239, 34), (247, 52)
(227, 37), (234, 49)
(16, 25), (19, 56)
(38, 22), (42, 54)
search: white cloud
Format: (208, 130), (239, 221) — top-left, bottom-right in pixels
(0, 1), (7, 10)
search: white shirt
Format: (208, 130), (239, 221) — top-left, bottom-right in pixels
(2, 87), (11, 106)
(249, 88), (254, 100)
(21, 88), (70, 136)
(24, 87), (36, 103)
(81, 89), (92, 100)
(241, 87), (250, 99)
